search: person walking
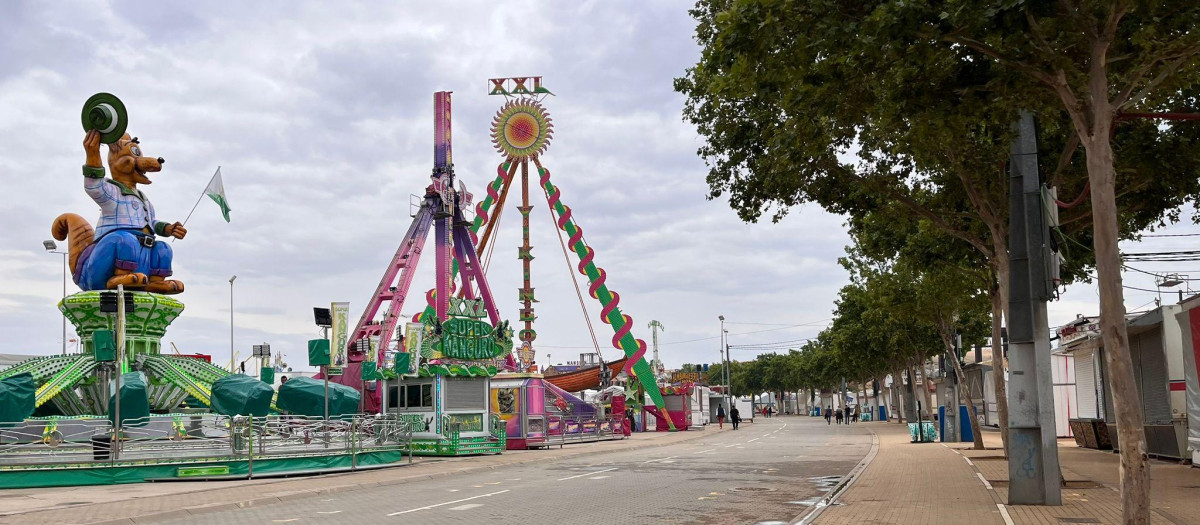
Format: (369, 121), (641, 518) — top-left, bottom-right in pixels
(844, 405), (852, 425)
(852, 405), (860, 424)
(824, 406), (832, 425)
(717, 403), (727, 429)
(835, 407), (843, 425)
(730, 405), (741, 430)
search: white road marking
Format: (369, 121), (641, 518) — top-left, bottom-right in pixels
(748, 438), (761, 442)
(724, 444), (739, 448)
(642, 456), (678, 464)
(696, 448), (716, 454)
(272, 520), (299, 523)
(964, 458), (974, 466)
(449, 504), (483, 511)
(484, 482), (502, 485)
(557, 467), (618, 481)
(997, 504), (1015, 525)
(387, 490), (510, 516)
(316, 511), (342, 515)
(976, 472), (994, 490)
(588, 475), (610, 480)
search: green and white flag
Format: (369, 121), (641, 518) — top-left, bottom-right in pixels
(204, 167), (231, 222)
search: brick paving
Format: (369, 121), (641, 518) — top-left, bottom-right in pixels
(815, 420), (1200, 525)
(813, 421), (1005, 524)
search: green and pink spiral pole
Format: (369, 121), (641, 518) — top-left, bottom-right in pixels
(534, 159), (673, 429)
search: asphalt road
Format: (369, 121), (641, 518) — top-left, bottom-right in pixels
(160, 417), (872, 525)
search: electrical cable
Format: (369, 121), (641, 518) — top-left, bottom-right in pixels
(545, 177), (604, 357)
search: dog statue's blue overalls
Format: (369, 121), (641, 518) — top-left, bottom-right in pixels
(74, 171), (174, 290)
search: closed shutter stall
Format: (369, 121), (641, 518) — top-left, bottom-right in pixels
(1075, 349), (1098, 419)
(665, 395), (684, 412)
(1135, 329), (1172, 425)
(445, 377), (487, 410)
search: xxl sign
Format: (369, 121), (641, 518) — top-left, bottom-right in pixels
(439, 317), (507, 359)
(488, 77), (552, 96)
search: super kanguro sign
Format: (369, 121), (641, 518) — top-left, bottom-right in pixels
(426, 298), (514, 359)
(489, 77), (553, 96)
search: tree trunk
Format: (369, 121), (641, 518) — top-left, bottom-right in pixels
(919, 364), (934, 420)
(891, 371), (903, 423)
(945, 335), (986, 450)
(990, 280), (1011, 456)
(1084, 127), (1150, 524)
(905, 365), (920, 422)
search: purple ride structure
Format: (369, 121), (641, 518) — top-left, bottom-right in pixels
(338, 92), (512, 455)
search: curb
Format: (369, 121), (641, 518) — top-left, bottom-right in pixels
(50, 428), (721, 525)
(792, 425), (880, 525)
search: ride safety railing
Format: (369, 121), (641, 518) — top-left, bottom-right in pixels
(0, 413), (415, 474)
(544, 414), (626, 448)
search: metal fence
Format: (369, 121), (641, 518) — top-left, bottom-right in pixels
(545, 415), (626, 448)
(0, 413), (414, 472)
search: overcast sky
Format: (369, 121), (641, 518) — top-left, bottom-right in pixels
(2, 1), (1196, 373)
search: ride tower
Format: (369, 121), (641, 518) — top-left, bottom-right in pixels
(345, 92), (511, 455)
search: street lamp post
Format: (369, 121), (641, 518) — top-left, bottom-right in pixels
(43, 240), (68, 355)
(719, 315), (730, 409)
(229, 275), (237, 372)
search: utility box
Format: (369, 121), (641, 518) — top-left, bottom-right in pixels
(307, 339), (330, 366)
(93, 330), (117, 362)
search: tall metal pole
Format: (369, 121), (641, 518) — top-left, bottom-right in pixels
(229, 276), (237, 372)
(518, 159), (537, 355)
(719, 316), (730, 409)
(60, 252), (67, 355)
(114, 284), (125, 460)
(1007, 111), (1062, 505)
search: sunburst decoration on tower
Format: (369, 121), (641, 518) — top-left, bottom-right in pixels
(491, 98), (553, 160)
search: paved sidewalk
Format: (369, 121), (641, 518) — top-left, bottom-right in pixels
(812, 421), (1005, 524)
(0, 425), (726, 525)
(811, 420), (1200, 524)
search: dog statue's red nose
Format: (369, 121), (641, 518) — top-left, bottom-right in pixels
(157, 157), (165, 164)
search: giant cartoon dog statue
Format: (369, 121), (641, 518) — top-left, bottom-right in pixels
(52, 128), (187, 294)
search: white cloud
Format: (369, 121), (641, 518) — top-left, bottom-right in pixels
(3, 1), (1185, 374)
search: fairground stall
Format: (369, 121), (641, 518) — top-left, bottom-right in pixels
(652, 384), (694, 431)
(490, 373), (625, 449)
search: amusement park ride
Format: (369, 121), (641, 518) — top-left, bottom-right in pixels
(0, 79), (682, 489)
(328, 79), (677, 453)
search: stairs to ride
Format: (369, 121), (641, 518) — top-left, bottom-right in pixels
(452, 435), (504, 455)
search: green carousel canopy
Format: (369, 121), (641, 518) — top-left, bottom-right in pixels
(210, 374), (274, 417)
(276, 376), (361, 418)
(109, 371), (150, 427)
(0, 373), (35, 426)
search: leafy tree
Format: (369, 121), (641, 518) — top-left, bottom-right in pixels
(677, 3), (1200, 517)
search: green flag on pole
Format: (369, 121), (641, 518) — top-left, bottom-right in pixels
(205, 167), (232, 222)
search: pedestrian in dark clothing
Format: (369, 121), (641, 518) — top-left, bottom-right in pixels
(824, 406), (832, 425)
(844, 406), (852, 424)
(835, 408), (843, 424)
(730, 406), (741, 430)
(717, 403), (726, 429)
